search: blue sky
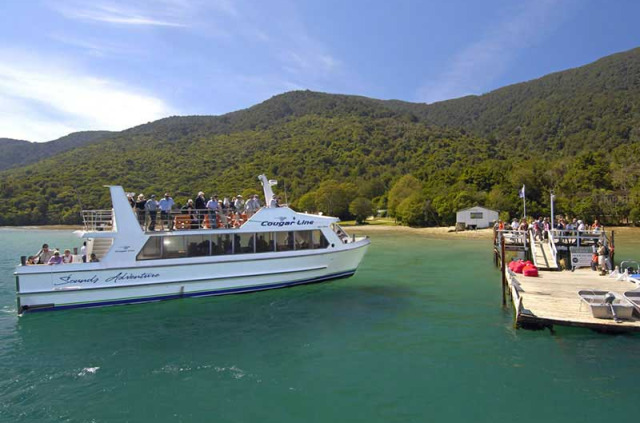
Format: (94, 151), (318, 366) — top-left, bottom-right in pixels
(1, 0), (639, 142)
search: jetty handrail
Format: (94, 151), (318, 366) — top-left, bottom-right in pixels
(81, 209), (113, 231)
(528, 229), (538, 259)
(546, 229), (558, 264)
(549, 229), (605, 246)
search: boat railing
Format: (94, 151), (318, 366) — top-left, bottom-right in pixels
(135, 208), (259, 232)
(81, 210), (113, 231)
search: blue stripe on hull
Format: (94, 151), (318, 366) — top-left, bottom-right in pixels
(22, 269), (357, 314)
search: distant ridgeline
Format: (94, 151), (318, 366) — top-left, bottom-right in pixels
(1, 47), (640, 226)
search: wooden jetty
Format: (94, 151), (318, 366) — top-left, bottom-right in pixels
(505, 267), (640, 333)
(494, 229), (640, 333)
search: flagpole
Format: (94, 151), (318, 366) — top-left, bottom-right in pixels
(522, 185), (526, 219)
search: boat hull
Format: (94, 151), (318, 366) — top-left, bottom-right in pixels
(16, 242), (369, 313)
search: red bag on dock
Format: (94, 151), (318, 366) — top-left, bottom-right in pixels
(523, 265), (539, 277)
(513, 260), (526, 274)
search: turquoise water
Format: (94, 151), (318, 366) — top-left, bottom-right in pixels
(1, 228), (639, 422)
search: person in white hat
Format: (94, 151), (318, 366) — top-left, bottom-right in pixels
(234, 195), (244, 211)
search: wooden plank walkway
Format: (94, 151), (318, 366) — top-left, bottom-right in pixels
(505, 268), (640, 332)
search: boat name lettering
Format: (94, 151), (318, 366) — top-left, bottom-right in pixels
(261, 219), (314, 227)
(54, 275), (100, 286)
(105, 272), (160, 283)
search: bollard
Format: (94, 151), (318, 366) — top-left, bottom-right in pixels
(20, 256), (27, 266)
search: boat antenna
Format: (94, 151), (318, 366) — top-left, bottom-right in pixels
(283, 179), (288, 205)
(72, 182), (84, 211)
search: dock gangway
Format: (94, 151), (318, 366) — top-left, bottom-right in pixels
(529, 230), (558, 270)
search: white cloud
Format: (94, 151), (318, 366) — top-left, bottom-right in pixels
(0, 53), (173, 141)
(52, 1), (186, 27)
(417, 0), (571, 103)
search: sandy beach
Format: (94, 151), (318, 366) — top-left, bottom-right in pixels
(344, 225), (495, 239)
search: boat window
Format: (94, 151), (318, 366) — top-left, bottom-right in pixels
(211, 234), (225, 255)
(137, 237), (162, 260)
(234, 233), (255, 254)
(275, 231), (294, 251)
(255, 232), (274, 253)
(163, 236), (187, 259)
(295, 231), (312, 250)
(137, 229), (330, 261)
(312, 230), (329, 249)
(187, 235), (210, 257)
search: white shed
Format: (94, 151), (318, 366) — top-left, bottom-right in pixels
(456, 206), (499, 229)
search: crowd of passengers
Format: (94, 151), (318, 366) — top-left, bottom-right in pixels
(495, 216), (604, 241)
(27, 242), (100, 265)
(128, 191), (282, 231)
(496, 216), (612, 273)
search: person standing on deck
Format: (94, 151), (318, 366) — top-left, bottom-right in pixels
(234, 195), (244, 211)
(206, 195), (220, 228)
(245, 194), (260, 217)
(195, 192), (207, 228)
(145, 195), (159, 231)
(269, 194), (278, 208)
(80, 241), (87, 263)
(135, 194), (147, 228)
(159, 193), (175, 230)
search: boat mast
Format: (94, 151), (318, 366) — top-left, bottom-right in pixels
(258, 175), (277, 207)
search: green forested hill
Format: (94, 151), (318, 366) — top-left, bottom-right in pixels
(1, 48), (640, 226)
(0, 131), (114, 171)
(417, 47), (640, 153)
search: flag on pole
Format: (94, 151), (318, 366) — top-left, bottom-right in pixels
(518, 185), (525, 199)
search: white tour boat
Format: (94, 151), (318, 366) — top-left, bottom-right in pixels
(14, 175), (370, 313)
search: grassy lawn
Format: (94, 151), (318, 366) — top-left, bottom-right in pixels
(340, 217), (398, 227)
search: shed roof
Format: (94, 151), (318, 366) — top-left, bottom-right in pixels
(456, 205), (499, 214)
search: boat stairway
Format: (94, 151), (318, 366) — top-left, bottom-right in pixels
(91, 238), (114, 260)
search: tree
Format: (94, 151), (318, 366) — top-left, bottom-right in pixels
(388, 175), (423, 217)
(349, 197), (374, 224)
(297, 191), (318, 213)
(314, 180), (357, 218)
(396, 192), (427, 226)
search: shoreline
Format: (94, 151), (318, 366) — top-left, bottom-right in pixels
(0, 225), (84, 231)
(3, 224), (639, 241)
(344, 225), (494, 239)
